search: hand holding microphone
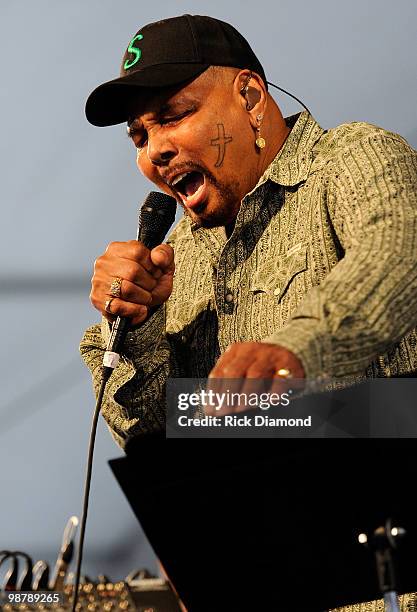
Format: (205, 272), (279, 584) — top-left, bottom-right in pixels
(91, 240), (175, 326)
(90, 192), (176, 327)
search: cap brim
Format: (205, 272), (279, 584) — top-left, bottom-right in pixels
(85, 63), (210, 127)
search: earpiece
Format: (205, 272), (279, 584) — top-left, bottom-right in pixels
(244, 87), (261, 111)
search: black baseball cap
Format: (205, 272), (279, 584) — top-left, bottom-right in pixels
(85, 14), (267, 127)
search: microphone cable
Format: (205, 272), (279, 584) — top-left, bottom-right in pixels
(71, 192), (176, 611)
(70, 376), (107, 611)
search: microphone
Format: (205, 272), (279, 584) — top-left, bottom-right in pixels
(102, 191), (176, 379)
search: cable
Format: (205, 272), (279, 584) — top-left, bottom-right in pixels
(0, 551), (19, 591)
(71, 371), (110, 611)
(71, 193), (175, 609)
(267, 81), (312, 115)
(12, 551), (33, 590)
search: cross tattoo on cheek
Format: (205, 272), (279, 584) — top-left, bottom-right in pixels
(210, 123), (233, 167)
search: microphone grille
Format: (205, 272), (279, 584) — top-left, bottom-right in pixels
(137, 191), (177, 249)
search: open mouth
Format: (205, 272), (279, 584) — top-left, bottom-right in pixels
(171, 170), (205, 199)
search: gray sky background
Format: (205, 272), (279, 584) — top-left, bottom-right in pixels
(1, 0), (416, 584)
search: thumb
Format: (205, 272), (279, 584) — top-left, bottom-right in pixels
(150, 244), (175, 273)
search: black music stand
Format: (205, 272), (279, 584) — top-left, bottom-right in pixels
(109, 437), (417, 612)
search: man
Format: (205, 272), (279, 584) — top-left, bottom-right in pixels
(80, 14), (417, 447)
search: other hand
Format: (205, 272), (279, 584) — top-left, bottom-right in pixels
(206, 342), (305, 415)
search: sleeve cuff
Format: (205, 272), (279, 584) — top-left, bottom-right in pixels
(264, 317), (330, 380)
(101, 305), (166, 359)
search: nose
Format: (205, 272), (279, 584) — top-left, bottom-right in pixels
(147, 130), (178, 166)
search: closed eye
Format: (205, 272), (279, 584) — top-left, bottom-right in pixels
(136, 131), (148, 149)
(127, 126), (148, 149)
(127, 106), (195, 149)
(160, 107), (195, 126)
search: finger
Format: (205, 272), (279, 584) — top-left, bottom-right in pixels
(261, 342), (306, 378)
(269, 376), (291, 395)
(117, 261), (159, 288)
(106, 278), (153, 306)
(207, 348), (251, 415)
(95, 258), (158, 291)
(208, 344), (238, 379)
(238, 376), (270, 411)
(205, 378), (244, 416)
(206, 345), (238, 409)
(91, 283), (152, 317)
(210, 353), (252, 379)
(150, 244), (175, 273)
(217, 365), (271, 414)
(105, 240), (157, 273)
(149, 273), (174, 306)
(102, 297), (149, 325)
(269, 375), (304, 397)
(245, 361), (276, 379)
(208, 344), (277, 414)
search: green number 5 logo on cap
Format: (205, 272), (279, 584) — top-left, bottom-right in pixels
(124, 34), (144, 70)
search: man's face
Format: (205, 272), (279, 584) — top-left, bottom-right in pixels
(127, 68), (259, 228)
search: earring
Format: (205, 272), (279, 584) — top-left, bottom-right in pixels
(255, 113), (266, 149)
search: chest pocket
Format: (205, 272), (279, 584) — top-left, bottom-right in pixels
(250, 246), (308, 303)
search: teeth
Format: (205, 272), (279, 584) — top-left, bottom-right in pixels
(171, 172), (190, 187)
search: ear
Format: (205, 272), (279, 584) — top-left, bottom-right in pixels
(234, 69), (267, 129)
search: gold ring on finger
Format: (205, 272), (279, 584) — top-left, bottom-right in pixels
(109, 276), (123, 298)
(274, 367), (293, 379)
